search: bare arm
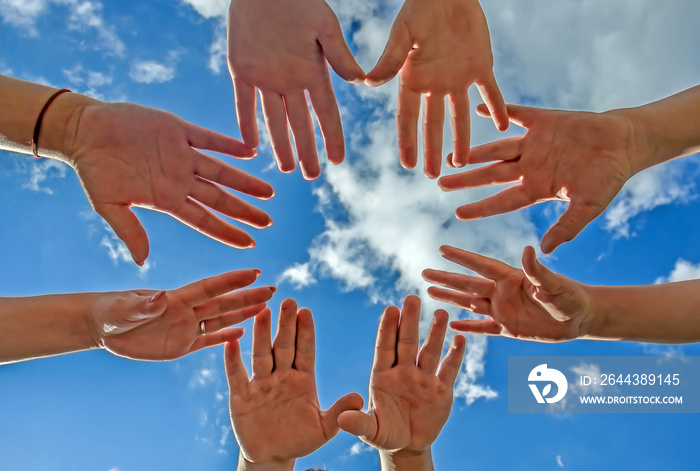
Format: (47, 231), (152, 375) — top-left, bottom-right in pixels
(0, 270), (274, 364)
(440, 84), (700, 253)
(424, 245), (700, 344)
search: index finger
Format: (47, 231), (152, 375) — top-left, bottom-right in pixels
(187, 122), (257, 159)
(224, 340), (250, 395)
(439, 245), (514, 281)
(177, 269), (261, 307)
(194, 151), (274, 200)
(476, 71), (508, 132)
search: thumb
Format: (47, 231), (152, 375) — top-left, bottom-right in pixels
(521, 246), (566, 303)
(128, 291), (168, 322)
(337, 409), (378, 442)
(475, 103), (539, 129)
(96, 204), (150, 266)
(319, 15), (365, 83)
(540, 201), (603, 254)
(324, 392), (365, 434)
(365, 20), (412, 87)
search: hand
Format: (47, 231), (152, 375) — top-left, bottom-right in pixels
(63, 98), (275, 266)
(423, 245), (593, 343)
(366, 0), (508, 178)
(227, 0), (365, 180)
(225, 299), (364, 469)
(92, 269), (275, 360)
(337, 295), (466, 468)
(439, 104), (636, 253)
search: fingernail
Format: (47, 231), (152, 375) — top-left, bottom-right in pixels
(247, 240), (256, 249)
(267, 286), (277, 294)
(134, 258), (144, 267)
(265, 217), (274, 228)
(149, 290), (165, 304)
(253, 269), (262, 276)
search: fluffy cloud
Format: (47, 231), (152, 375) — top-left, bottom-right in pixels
(129, 59), (176, 84)
(655, 259), (700, 284)
(276, 0), (700, 406)
(62, 63), (115, 98)
(180, 0), (228, 19)
(348, 442), (373, 456)
(22, 159), (67, 195)
(605, 164), (696, 239)
(0, 0), (125, 55)
(99, 221), (152, 276)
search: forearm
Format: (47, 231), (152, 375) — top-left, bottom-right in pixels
(583, 280), (700, 343)
(236, 453), (295, 471)
(0, 74), (93, 162)
(613, 84), (700, 175)
(0, 293), (100, 365)
(379, 449), (435, 471)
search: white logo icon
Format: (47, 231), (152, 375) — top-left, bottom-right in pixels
(528, 364), (568, 404)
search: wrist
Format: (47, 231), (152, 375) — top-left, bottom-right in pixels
(237, 453), (295, 471)
(601, 107), (652, 177)
(379, 448), (434, 471)
(38, 91), (99, 164)
(578, 285), (622, 342)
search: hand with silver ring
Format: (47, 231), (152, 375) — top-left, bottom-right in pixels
(93, 269), (276, 361)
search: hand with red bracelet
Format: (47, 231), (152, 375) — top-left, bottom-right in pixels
(0, 74), (275, 266)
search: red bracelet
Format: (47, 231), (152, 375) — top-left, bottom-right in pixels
(31, 88), (72, 159)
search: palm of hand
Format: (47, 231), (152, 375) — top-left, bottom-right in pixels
(366, 366), (452, 452)
(491, 271), (589, 342)
(399, 0), (494, 94)
(69, 103), (193, 212)
(95, 292), (200, 361)
(231, 370), (329, 462)
(519, 111), (633, 215)
(229, 0), (331, 92)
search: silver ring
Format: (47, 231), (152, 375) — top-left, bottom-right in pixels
(199, 320), (206, 336)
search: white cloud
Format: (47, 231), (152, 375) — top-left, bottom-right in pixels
(99, 221), (152, 277)
(0, 0), (48, 35)
(65, 0), (125, 56)
(605, 165), (695, 239)
(180, 0), (228, 19)
(655, 259), (700, 284)
(569, 363), (604, 395)
(129, 59), (176, 84)
(276, 0), (700, 405)
(278, 262), (317, 290)
(22, 159), (67, 194)
(62, 63), (114, 98)
(348, 442), (373, 456)
(0, 0), (125, 55)
(556, 455), (564, 468)
(207, 21), (227, 74)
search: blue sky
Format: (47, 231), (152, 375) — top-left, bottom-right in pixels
(1, 0), (700, 470)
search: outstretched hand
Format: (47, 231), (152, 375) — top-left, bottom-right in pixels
(439, 104), (636, 253)
(367, 0), (507, 178)
(338, 295), (465, 468)
(225, 299), (363, 468)
(92, 269), (275, 360)
(65, 100), (275, 266)
(228, 0), (365, 180)
(423, 245), (593, 343)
